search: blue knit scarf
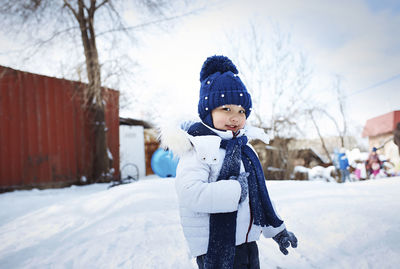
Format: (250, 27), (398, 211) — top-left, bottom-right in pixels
(187, 122), (283, 269)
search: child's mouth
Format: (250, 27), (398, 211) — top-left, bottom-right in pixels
(226, 125), (238, 131)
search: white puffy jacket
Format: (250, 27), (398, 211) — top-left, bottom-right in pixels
(160, 123), (286, 257)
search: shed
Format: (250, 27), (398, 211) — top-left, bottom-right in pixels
(251, 137), (292, 180)
(119, 117), (158, 176)
(0, 66), (120, 191)
(119, 117), (153, 179)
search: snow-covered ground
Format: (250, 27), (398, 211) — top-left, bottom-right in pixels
(1, 176), (400, 269)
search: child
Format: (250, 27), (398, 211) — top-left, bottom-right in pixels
(338, 148), (351, 183)
(161, 55), (297, 269)
(365, 147), (382, 178)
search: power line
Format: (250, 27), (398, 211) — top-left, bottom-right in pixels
(345, 73), (400, 98)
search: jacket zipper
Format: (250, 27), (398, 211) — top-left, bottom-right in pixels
(245, 204), (253, 242)
(234, 129), (252, 242)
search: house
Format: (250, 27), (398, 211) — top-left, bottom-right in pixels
(362, 110), (400, 171)
(0, 66), (120, 192)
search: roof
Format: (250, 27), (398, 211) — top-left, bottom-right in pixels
(362, 110), (400, 137)
(119, 117), (153, 128)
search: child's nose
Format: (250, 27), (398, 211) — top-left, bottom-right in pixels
(230, 115), (239, 123)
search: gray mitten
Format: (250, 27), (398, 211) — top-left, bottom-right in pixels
(272, 229), (298, 255)
(229, 172), (249, 203)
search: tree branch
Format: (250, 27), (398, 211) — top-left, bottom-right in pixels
(63, 0), (79, 21)
(96, 7), (203, 36)
(95, 0), (110, 11)
(308, 110), (333, 162)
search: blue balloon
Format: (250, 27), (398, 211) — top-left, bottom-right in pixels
(151, 148), (179, 178)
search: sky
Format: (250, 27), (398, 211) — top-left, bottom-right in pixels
(0, 0), (399, 139)
(127, 0), (400, 132)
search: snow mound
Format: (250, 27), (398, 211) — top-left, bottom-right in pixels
(1, 176), (400, 268)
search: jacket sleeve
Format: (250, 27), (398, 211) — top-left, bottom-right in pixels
(175, 151), (241, 214)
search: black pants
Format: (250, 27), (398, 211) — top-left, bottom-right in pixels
(196, 241), (260, 269)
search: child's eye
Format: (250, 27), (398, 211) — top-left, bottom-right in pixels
(239, 109), (246, 114)
(222, 107), (231, 112)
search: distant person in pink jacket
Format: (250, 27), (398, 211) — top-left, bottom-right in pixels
(365, 147), (382, 177)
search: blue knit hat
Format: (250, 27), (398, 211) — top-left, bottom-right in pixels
(198, 55), (252, 127)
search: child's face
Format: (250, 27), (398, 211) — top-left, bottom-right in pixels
(211, 104), (246, 132)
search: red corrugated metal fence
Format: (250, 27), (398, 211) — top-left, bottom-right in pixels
(0, 66), (120, 191)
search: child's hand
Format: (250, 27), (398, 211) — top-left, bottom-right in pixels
(229, 172), (249, 203)
(272, 229), (298, 255)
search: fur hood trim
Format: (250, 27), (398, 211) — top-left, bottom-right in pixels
(158, 121), (270, 157)
(158, 121), (194, 158)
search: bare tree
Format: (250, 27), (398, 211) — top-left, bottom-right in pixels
(306, 109), (333, 162)
(332, 75), (348, 147)
(226, 22), (355, 168)
(226, 22), (312, 138)
(307, 75), (349, 152)
(0, 0), (198, 182)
